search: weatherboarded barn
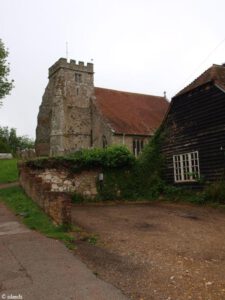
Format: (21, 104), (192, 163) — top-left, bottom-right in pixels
(160, 63), (225, 187)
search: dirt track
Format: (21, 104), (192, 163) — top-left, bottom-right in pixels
(0, 182), (19, 190)
(72, 202), (225, 300)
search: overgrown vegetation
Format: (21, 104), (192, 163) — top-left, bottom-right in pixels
(23, 131), (225, 205)
(97, 130), (166, 200)
(26, 145), (135, 172)
(96, 131), (225, 205)
(0, 159), (18, 183)
(0, 187), (75, 249)
(202, 180), (225, 204)
(0, 126), (34, 155)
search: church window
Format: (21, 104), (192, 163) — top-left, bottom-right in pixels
(133, 139), (144, 157)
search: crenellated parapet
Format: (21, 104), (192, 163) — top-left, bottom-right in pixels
(48, 57), (94, 78)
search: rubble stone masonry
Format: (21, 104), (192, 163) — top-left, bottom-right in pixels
(36, 58), (94, 156)
(19, 163), (99, 225)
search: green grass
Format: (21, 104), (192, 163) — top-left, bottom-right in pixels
(0, 159), (18, 183)
(0, 186), (75, 249)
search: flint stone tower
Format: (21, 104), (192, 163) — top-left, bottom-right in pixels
(36, 58), (94, 156)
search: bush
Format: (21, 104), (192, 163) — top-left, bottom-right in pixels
(26, 145), (135, 172)
(203, 180), (225, 204)
(0, 126), (34, 155)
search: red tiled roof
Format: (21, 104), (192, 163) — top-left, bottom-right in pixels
(176, 64), (225, 96)
(94, 87), (169, 135)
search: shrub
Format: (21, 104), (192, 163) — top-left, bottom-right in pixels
(203, 180), (225, 204)
(26, 145), (135, 172)
(0, 139), (11, 153)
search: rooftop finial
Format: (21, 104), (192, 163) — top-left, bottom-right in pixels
(164, 91), (167, 98)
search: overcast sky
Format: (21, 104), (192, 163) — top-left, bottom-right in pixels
(1, 0), (225, 139)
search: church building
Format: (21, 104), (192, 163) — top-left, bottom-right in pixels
(35, 58), (169, 157)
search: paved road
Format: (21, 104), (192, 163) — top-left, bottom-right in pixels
(0, 202), (128, 300)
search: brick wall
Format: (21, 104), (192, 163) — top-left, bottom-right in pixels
(19, 164), (99, 225)
(19, 165), (72, 225)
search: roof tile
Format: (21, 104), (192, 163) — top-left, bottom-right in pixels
(94, 87), (169, 135)
(176, 64), (225, 96)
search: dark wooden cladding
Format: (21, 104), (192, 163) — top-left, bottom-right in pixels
(161, 82), (225, 187)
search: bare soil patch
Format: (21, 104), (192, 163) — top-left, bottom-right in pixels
(72, 202), (225, 300)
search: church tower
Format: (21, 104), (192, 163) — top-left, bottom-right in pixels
(35, 58), (94, 156)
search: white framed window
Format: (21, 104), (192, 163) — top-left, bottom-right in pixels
(173, 151), (200, 182)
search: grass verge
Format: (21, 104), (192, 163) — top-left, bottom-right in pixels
(0, 186), (75, 249)
(0, 159), (18, 183)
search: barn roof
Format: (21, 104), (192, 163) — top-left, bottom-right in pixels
(94, 87), (169, 135)
(176, 64), (225, 96)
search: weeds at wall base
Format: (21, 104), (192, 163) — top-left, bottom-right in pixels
(0, 186), (75, 249)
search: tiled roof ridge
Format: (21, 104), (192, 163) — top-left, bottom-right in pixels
(176, 63), (225, 97)
(95, 86), (165, 99)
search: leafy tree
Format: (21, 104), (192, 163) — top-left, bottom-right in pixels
(0, 126), (34, 154)
(0, 39), (14, 105)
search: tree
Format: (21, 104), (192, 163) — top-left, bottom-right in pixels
(0, 39), (14, 105)
(0, 126), (34, 154)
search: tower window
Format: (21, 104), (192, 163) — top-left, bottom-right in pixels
(76, 88), (79, 95)
(75, 73), (82, 83)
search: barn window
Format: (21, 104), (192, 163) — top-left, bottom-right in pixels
(75, 73), (82, 83)
(173, 151), (200, 182)
(133, 139), (144, 157)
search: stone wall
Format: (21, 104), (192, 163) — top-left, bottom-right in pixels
(19, 164), (99, 225)
(19, 165), (72, 225)
(112, 135), (150, 155)
(36, 169), (98, 198)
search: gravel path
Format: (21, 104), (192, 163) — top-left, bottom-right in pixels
(72, 202), (225, 300)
